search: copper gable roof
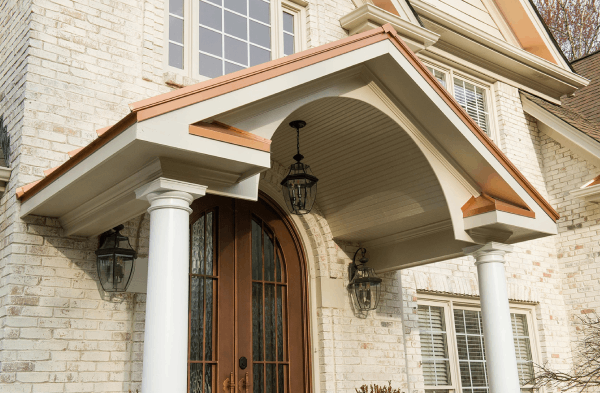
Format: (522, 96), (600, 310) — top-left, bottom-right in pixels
(16, 24), (559, 222)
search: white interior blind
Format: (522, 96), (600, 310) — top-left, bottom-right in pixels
(512, 314), (534, 386)
(453, 309), (535, 393)
(418, 305), (452, 388)
(453, 78), (489, 134)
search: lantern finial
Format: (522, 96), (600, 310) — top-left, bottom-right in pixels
(280, 120), (318, 215)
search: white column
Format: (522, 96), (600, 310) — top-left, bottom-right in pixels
(464, 242), (520, 393)
(136, 178), (207, 393)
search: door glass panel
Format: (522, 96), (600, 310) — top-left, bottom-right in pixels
(251, 217), (288, 392)
(252, 282), (264, 361)
(189, 211), (217, 392)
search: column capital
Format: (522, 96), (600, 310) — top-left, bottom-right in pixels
(463, 242), (513, 265)
(135, 178), (207, 214)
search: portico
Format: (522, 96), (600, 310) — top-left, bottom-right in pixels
(15, 25), (559, 393)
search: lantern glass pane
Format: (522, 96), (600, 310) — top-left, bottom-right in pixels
(97, 254), (114, 291)
(113, 253), (134, 292)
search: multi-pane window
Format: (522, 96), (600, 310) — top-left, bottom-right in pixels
(424, 65), (492, 137)
(426, 66), (447, 89)
(167, 0), (302, 78)
(418, 302), (537, 393)
(453, 78), (489, 135)
(169, 0), (185, 69)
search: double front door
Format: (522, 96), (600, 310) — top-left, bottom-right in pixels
(187, 194), (310, 393)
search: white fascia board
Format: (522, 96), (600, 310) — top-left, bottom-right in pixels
(410, 0), (588, 90)
(463, 210), (558, 238)
(137, 119), (271, 169)
(570, 184), (600, 203)
(20, 124), (139, 218)
(521, 94), (600, 167)
(386, 45), (556, 229)
(340, 4), (440, 52)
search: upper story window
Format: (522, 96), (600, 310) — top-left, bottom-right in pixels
(425, 65), (493, 138)
(167, 0), (304, 79)
(418, 298), (538, 393)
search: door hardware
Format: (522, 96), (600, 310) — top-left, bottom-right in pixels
(239, 356), (247, 370)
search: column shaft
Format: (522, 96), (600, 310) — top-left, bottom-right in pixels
(141, 191), (194, 393)
(466, 243), (521, 393)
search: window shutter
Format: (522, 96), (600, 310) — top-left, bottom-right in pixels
(418, 305), (452, 388)
(453, 78), (489, 134)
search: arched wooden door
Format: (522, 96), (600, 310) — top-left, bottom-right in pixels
(187, 193), (311, 393)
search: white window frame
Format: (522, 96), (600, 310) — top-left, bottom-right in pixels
(164, 0), (306, 81)
(417, 294), (542, 393)
(421, 60), (500, 144)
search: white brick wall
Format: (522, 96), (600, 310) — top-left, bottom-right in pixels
(0, 1), (594, 392)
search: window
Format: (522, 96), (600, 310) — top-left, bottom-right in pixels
(426, 66), (447, 89)
(453, 78), (489, 135)
(167, 0), (303, 79)
(417, 299), (537, 393)
(423, 64), (493, 138)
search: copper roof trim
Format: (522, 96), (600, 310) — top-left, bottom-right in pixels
(189, 121), (271, 152)
(461, 193), (535, 219)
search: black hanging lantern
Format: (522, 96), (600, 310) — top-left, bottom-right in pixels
(280, 120), (319, 215)
(95, 224), (136, 292)
(349, 248), (382, 312)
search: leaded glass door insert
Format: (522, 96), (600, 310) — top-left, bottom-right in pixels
(251, 218), (289, 392)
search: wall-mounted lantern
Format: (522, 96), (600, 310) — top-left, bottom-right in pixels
(96, 224), (136, 292)
(348, 248), (382, 313)
(280, 120), (319, 215)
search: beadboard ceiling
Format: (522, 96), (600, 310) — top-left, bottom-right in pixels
(271, 97), (450, 243)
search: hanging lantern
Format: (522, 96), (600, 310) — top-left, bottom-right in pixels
(348, 248), (382, 312)
(280, 120), (319, 215)
(95, 224), (136, 292)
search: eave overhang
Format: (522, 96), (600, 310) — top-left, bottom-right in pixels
(16, 25), (558, 266)
(521, 93), (600, 168)
(410, 0), (589, 101)
(340, 4), (440, 53)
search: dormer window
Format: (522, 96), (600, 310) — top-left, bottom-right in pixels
(167, 0), (304, 79)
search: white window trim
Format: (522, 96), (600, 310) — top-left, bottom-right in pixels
(421, 59), (500, 145)
(164, 0), (306, 82)
(417, 294), (542, 393)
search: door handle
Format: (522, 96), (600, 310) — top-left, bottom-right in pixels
(238, 372), (249, 393)
(223, 372), (235, 393)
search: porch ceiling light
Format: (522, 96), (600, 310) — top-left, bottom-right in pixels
(349, 248), (382, 313)
(96, 224), (136, 293)
(280, 120), (319, 215)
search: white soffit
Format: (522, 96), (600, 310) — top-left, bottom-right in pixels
(410, 0), (588, 99)
(521, 93), (600, 169)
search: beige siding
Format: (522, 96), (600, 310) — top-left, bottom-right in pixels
(420, 0), (506, 40)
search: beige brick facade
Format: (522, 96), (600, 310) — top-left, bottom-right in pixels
(0, 0), (596, 392)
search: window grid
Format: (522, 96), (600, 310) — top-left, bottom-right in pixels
(169, 0), (185, 69)
(418, 300), (537, 393)
(282, 11), (294, 56)
(426, 66), (447, 89)
(453, 77), (489, 134)
(198, 0), (272, 78)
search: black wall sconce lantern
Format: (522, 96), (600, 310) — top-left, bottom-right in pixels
(349, 248), (382, 312)
(96, 224), (136, 292)
(280, 120), (319, 215)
